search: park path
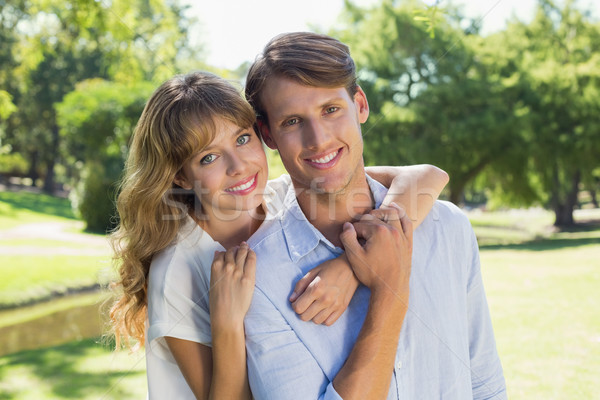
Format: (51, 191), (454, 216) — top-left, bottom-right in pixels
(0, 221), (110, 256)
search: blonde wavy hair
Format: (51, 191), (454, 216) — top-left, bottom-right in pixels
(109, 71), (257, 348)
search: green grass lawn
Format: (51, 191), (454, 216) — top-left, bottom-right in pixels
(0, 190), (113, 308)
(0, 190), (76, 229)
(469, 208), (600, 399)
(0, 338), (146, 400)
(0, 255), (112, 308)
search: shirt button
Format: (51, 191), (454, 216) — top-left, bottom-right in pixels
(396, 360), (402, 369)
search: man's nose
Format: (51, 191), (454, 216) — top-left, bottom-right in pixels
(303, 119), (331, 150)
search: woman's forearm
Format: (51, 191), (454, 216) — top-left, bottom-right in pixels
(210, 325), (252, 400)
(365, 164), (449, 228)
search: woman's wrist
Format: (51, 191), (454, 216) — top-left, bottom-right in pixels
(211, 319), (245, 338)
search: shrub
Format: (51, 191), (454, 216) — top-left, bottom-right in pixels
(70, 157), (122, 233)
(0, 151), (29, 176)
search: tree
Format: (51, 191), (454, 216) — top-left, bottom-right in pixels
(337, 0), (599, 225)
(56, 79), (153, 231)
(337, 0), (524, 204)
(482, 0), (600, 225)
(3, 0), (197, 193)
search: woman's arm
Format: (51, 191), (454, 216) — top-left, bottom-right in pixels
(291, 164), (448, 325)
(365, 164), (449, 228)
(166, 244), (255, 400)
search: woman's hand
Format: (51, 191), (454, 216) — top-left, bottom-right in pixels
(289, 253), (359, 326)
(209, 242), (256, 332)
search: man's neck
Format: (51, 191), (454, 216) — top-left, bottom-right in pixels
(295, 174), (374, 247)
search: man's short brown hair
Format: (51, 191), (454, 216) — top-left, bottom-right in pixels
(245, 32), (358, 125)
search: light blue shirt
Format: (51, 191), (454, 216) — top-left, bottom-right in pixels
(246, 176), (506, 400)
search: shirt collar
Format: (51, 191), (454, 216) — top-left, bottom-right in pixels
(280, 174), (388, 263)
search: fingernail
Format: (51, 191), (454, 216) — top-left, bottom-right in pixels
(289, 291), (298, 302)
(343, 222), (353, 230)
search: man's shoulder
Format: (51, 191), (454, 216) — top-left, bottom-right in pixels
(431, 200), (470, 223)
(420, 200), (473, 237)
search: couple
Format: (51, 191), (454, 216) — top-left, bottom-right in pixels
(110, 32), (506, 399)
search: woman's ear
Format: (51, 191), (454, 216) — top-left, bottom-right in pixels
(173, 171), (192, 190)
(257, 119), (277, 150)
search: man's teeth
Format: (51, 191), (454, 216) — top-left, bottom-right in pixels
(226, 176), (255, 192)
(310, 150), (338, 164)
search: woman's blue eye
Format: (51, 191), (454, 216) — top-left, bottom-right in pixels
(237, 134), (251, 145)
(200, 154), (217, 164)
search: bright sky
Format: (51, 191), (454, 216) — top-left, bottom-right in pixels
(183, 0), (597, 70)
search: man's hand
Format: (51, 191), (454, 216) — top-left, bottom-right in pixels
(289, 254), (360, 325)
(340, 203), (412, 302)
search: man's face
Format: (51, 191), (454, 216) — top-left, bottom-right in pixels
(260, 76), (369, 195)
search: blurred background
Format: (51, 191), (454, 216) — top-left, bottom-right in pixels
(0, 0), (598, 398)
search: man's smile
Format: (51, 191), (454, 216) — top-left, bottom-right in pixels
(304, 148), (343, 169)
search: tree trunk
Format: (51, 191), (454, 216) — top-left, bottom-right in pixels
(553, 169), (580, 227)
(42, 124), (60, 194)
(449, 181), (466, 206)
(27, 150), (40, 185)
(591, 187), (599, 209)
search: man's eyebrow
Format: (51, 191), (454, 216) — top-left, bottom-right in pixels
(319, 97), (345, 108)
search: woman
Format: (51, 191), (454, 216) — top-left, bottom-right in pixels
(109, 71), (448, 399)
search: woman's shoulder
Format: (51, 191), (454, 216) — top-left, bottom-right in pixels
(149, 217), (220, 286)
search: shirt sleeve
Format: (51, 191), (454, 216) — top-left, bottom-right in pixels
(244, 286), (343, 400)
(147, 244), (213, 363)
(466, 228), (507, 400)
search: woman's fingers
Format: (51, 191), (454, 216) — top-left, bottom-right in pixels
(236, 242), (249, 266)
(243, 249), (257, 282)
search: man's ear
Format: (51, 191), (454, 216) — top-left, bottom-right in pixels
(173, 171), (192, 190)
(257, 119), (277, 150)
(354, 86), (370, 124)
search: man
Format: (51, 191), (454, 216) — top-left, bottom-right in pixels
(244, 32), (506, 399)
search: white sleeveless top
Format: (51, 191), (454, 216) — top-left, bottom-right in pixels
(145, 175), (290, 399)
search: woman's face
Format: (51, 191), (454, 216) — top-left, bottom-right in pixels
(175, 117), (268, 218)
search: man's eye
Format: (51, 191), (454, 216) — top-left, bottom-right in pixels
(284, 117), (299, 127)
(200, 154), (217, 164)
(237, 134), (251, 145)
(325, 106), (338, 114)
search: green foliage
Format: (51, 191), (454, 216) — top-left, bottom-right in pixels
(339, 0), (520, 203)
(0, 0), (199, 193)
(0, 90), (16, 120)
(56, 79), (153, 232)
(57, 79), (153, 164)
(480, 1), (600, 224)
(338, 0), (600, 221)
(69, 158), (122, 233)
(0, 148), (28, 176)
